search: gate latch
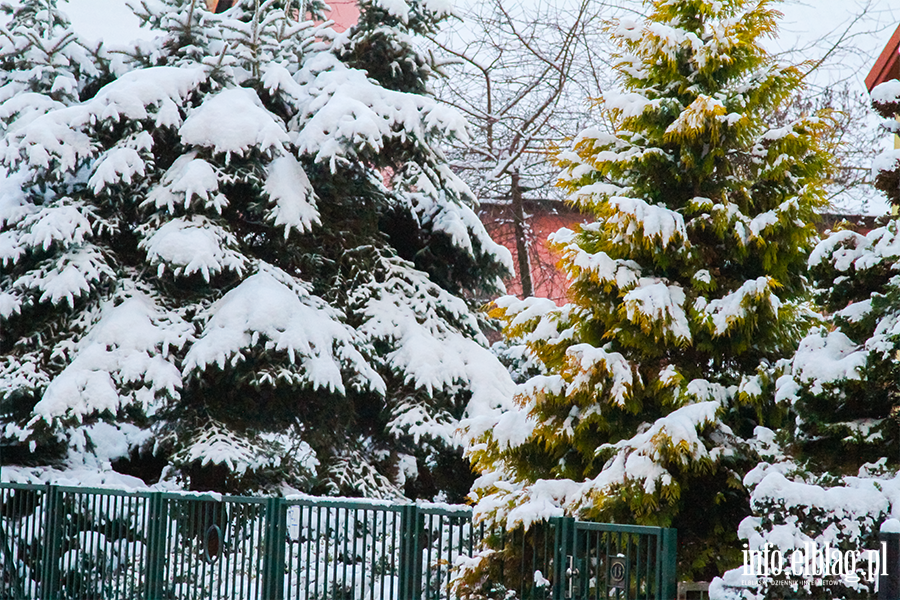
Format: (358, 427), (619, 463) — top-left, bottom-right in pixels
(566, 555), (579, 598)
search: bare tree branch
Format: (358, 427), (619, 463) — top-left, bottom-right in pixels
(427, 0), (621, 299)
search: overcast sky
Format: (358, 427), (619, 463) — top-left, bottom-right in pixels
(775, 1), (898, 87)
(57, 0), (900, 214)
(59, 0), (899, 96)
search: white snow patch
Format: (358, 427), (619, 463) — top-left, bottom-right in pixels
(704, 277), (779, 335)
(872, 80), (900, 105)
(140, 216), (247, 281)
(144, 153), (225, 213)
(264, 154), (320, 236)
(623, 279), (691, 342)
(32, 290), (192, 422)
(792, 329), (867, 395)
(881, 518), (900, 533)
(180, 88), (288, 156)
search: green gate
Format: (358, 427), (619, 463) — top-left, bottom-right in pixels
(551, 518), (677, 600)
(0, 483), (676, 600)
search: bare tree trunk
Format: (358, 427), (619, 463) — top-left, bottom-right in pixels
(511, 169), (533, 297)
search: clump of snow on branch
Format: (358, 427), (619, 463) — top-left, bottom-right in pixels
(32, 287), (193, 423)
(184, 270), (383, 394)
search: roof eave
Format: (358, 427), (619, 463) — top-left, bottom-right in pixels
(866, 24), (900, 92)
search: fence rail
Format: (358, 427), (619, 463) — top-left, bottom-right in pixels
(0, 482), (675, 600)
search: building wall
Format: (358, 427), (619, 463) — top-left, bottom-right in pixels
(324, 0), (359, 32)
(204, 0), (358, 30)
(479, 203), (591, 305)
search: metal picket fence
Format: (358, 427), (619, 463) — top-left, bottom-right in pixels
(0, 482), (676, 600)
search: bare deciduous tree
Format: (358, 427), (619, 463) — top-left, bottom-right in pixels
(427, 0), (628, 298)
(772, 0), (900, 215)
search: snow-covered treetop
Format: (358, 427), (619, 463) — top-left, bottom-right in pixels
(0, 0), (110, 132)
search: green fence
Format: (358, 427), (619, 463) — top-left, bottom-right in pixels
(0, 482), (675, 600)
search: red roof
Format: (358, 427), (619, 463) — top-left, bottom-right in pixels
(866, 24), (900, 92)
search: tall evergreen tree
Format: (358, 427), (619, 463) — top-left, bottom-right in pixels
(0, 0), (513, 499)
(710, 79), (900, 600)
(463, 0), (832, 580)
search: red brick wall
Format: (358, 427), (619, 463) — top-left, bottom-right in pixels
(479, 204), (591, 305)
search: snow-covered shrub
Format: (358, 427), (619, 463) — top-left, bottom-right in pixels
(712, 433), (897, 599)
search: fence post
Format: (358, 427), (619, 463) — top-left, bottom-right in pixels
(880, 522), (900, 600)
(399, 504), (423, 600)
(143, 492), (167, 600)
(262, 497), (287, 600)
(659, 528), (677, 600)
(551, 516), (576, 600)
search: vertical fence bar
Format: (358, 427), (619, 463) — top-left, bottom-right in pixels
(330, 507), (339, 599)
(39, 485), (61, 600)
(398, 504), (424, 600)
(306, 505), (314, 600)
(624, 534), (632, 600)
(364, 508), (372, 600)
(551, 517), (575, 600)
(573, 525), (584, 600)
(659, 528), (677, 600)
(634, 534), (642, 600)
(143, 492), (166, 600)
(350, 508), (357, 600)
(342, 507), (349, 598)
(384, 509), (391, 600)
(262, 497), (286, 600)
(398, 505), (411, 600)
(1, 487), (25, 599)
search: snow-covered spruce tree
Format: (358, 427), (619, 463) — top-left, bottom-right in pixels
(709, 80), (900, 600)
(461, 0), (832, 582)
(0, 0), (513, 498)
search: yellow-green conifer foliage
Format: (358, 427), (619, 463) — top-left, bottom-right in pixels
(464, 0), (833, 580)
